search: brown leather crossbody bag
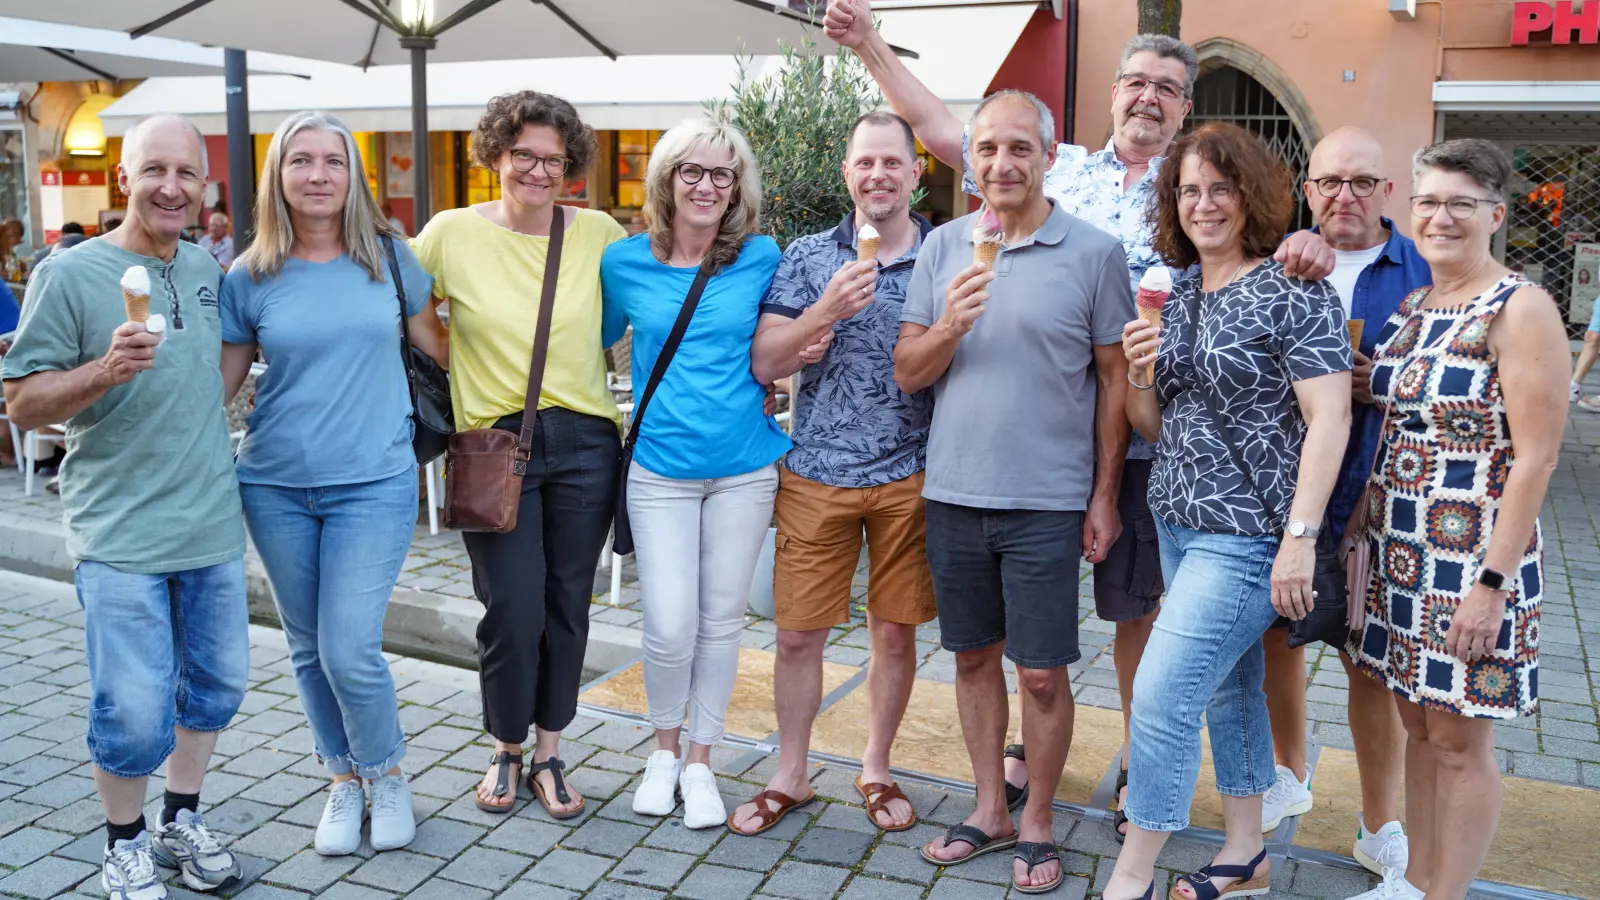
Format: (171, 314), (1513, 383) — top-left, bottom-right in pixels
(442, 205), (567, 533)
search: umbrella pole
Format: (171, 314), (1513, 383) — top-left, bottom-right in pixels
(224, 48), (255, 250)
(402, 36), (437, 230)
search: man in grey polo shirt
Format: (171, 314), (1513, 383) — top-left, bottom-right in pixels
(895, 90), (1133, 892)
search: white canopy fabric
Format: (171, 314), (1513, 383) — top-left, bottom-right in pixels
(0, 16), (320, 81)
(0, 0), (903, 67)
(1432, 81), (1600, 113)
(96, 4), (1038, 136)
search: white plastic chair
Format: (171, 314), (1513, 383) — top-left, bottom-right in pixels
(22, 427), (66, 496)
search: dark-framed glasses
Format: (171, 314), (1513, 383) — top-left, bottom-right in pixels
(1410, 195), (1496, 220)
(1313, 177), (1382, 199)
(508, 151), (570, 176)
(1116, 74), (1186, 103)
(677, 163), (737, 189)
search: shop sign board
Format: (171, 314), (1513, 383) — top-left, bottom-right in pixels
(1512, 1), (1600, 45)
(1572, 243), (1600, 327)
(39, 169), (109, 242)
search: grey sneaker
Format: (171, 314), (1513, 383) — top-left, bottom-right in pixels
(368, 774), (416, 851)
(102, 832), (168, 900)
(315, 780), (367, 856)
(152, 810), (241, 892)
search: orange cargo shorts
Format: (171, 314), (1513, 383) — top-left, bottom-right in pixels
(772, 467), (938, 632)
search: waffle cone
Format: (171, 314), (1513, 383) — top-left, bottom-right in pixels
(856, 237), (879, 262)
(123, 288), (150, 323)
(1138, 308), (1161, 384)
(1347, 319), (1365, 349)
(974, 241), (1000, 271)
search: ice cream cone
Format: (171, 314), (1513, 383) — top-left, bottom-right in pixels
(123, 287), (149, 323)
(1137, 308), (1162, 382)
(1347, 319), (1365, 350)
(974, 241), (1000, 271)
(857, 236), (879, 262)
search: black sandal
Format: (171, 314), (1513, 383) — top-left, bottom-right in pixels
(1170, 848), (1270, 900)
(474, 750), (522, 813)
(1013, 841), (1065, 895)
(919, 823), (1019, 867)
(527, 757), (585, 820)
(1114, 766), (1130, 844)
(1004, 743), (1030, 812)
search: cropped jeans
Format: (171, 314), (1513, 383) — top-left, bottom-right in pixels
(628, 461), (779, 746)
(241, 468), (416, 778)
(1125, 518), (1281, 832)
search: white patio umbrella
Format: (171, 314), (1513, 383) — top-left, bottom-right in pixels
(0, 0), (915, 226)
(0, 16), (320, 81)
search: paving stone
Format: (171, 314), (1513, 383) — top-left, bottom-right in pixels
(564, 767), (631, 803)
(44, 797), (105, 836)
(1512, 753), (1580, 784)
(403, 880), (492, 900)
(0, 736), (53, 766)
(0, 855), (97, 899)
(1293, 861), (1378, 898)
(437, 846), (534, 891)
(563, 817), (650, 857)
(235, 710), (305, 737)
(241, 772), (327, 807)
(411, 726), (482, 752)
(815, 801), (879, 834)
(407, 816), (487, 859)
(584, 882), (666, 900)
(0, 825), (71, 866)
(492, 883), (578, 900)
(232, 885), (311, 900)
(864, 842), (937, 884)
(13, 772), (94, 807)
(0, 799), (50, 837)
(233, 822), (316, 863)
(0, 753), (77, 787)
(479, 817), (569, 858)
(926, 874), (1009, 899)
(583, 751), (647, 775)
(223, 747), (300, 778)
(607, 847), (695, 889)
(202, 797), (282, 837)
(838, 874), (925, 900)
(704, 833), (788, 872)
(762, 861), (851, 899)
(593, 793), (667, 827)
(348, 849), (445, 893)
(790, 825), (875, 867)
(261, 848), (362, 891)
(318, 883), (395, 900)
(673, 862), (766, 900)
(524, 849), (615, 891)
(641, 817), (722, 855)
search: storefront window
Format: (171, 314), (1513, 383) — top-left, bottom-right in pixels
(612, 130), (661, 210)
(0, 128), (25, 232)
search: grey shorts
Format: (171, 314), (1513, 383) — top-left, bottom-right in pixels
(1092, 459), (1164, 623)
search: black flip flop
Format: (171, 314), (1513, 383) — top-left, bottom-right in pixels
(920, 823), (1019, 867)
(527, 757), (585, 820)
(1014, 841), (1065, 894)
(1114, 766), (1130, 844)
(474, 750), (521, 813)
(1005, 743), (1030, 812)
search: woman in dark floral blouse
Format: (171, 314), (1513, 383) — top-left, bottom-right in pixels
(1102, 123), (1352, 900)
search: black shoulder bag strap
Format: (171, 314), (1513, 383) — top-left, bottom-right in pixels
(517, 204), (566, 458)
(381, 234), (420, 410)
(623, 266), (713, 452)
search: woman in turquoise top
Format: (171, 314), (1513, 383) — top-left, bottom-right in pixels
(220, 111), (448, 858)
(601, 118), (789, 830)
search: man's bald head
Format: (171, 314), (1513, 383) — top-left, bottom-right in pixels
(1305, 126), (1393, 251)
(122, 114), (208, 176)
(115, 113), (208, 252)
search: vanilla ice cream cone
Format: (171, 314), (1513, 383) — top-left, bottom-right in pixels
(120, 266), (151, 323)
(974, 241), (1000, 271)
(857, 223), (880, 262)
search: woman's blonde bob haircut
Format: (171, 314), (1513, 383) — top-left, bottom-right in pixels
(239, 110), (396, 282)
(642, 118), (762, 273)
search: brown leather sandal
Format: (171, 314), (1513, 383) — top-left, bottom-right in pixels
(854, 775), (918, 832)
(725, 788), (815, 836)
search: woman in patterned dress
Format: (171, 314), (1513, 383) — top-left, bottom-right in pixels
(1345, 140), (1569, 900)
(1108, 123), (1353, 900)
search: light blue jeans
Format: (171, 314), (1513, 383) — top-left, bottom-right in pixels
(75, 559), (249, 778)
(1125, 518), (1282, 832)
(241, 468), (416, 778)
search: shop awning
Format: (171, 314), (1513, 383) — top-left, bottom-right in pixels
(0, 16), (318, 81)
(97, 3), (1039, 136)
(1433, 81), (1600, 113)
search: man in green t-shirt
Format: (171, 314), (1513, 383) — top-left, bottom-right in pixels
(2, 114), (245, 900)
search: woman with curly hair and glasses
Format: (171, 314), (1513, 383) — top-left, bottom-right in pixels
(1105, 122), (1352, 900)
(411, 91), (627, 820)
(600, 119), (790, 829)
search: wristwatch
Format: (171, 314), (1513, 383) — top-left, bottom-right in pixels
(1287, 520), (1320, 540)
(1477, 567), (1508, 591)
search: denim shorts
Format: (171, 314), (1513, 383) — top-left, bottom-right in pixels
(925, 501), (1083, 669)
(75, 559), (250, 778)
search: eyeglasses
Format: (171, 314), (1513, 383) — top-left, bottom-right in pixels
(1116, 74), (1186, 103)
(508, 151), (570, 176)
(1410, 195), (1497, 220)
(677, 163), (737, 189)
(1312, 177), (1382, 199)
(1178, 183), (1235, 204)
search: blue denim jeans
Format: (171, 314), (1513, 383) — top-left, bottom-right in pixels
(241, 468), (416, 778)
(1125, 518), (1282, 832)
(75, 558), (250, 778)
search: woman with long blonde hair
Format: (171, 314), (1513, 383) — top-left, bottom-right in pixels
(601, 118), (790, 829)
(220, 110), (447, 857)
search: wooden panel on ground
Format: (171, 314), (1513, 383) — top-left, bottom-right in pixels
(578, 647), (858, 741)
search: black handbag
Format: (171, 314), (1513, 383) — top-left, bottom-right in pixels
(1184, 288), (1349, 649)
(611, 265), (713, 556)
(383, 234), (454, 465)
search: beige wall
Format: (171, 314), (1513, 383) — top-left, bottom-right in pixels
(1073, 0), (1600, 234)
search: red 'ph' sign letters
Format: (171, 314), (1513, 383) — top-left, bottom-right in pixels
(1512, 1), (1600, 45)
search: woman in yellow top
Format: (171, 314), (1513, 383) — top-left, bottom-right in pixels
(411, 90), (625, 820)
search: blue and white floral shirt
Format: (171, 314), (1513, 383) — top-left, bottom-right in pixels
(964, 137), (1167, 459)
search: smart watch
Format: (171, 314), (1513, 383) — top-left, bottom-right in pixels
(1287, 520), (1320, 540)
(1477, 567), (1507, 591)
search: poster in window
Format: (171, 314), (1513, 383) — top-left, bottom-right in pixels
(560, 162), (589, 203)
(1572, 243), (1600, 327)
(387, 133), (414, 199)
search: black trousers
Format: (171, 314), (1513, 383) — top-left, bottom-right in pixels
(463, 406), (620, 744)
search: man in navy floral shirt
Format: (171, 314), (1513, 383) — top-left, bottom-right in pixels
(728, 112), (937, 837)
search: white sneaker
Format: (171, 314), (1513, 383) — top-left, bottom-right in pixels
(1348, 873), (1423, 900)
(679, 763), (726, 830)
(1572, 381), (1581, 403)
(1261, 764), (1314, 833)
(151, 810), (241, 891)
(368, 774), (416, 851)
(1353, 818), (1409, 879)
(632, 750), (682, 816)
(315, 780), (367, 856)
(102, 832), (167, 900)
